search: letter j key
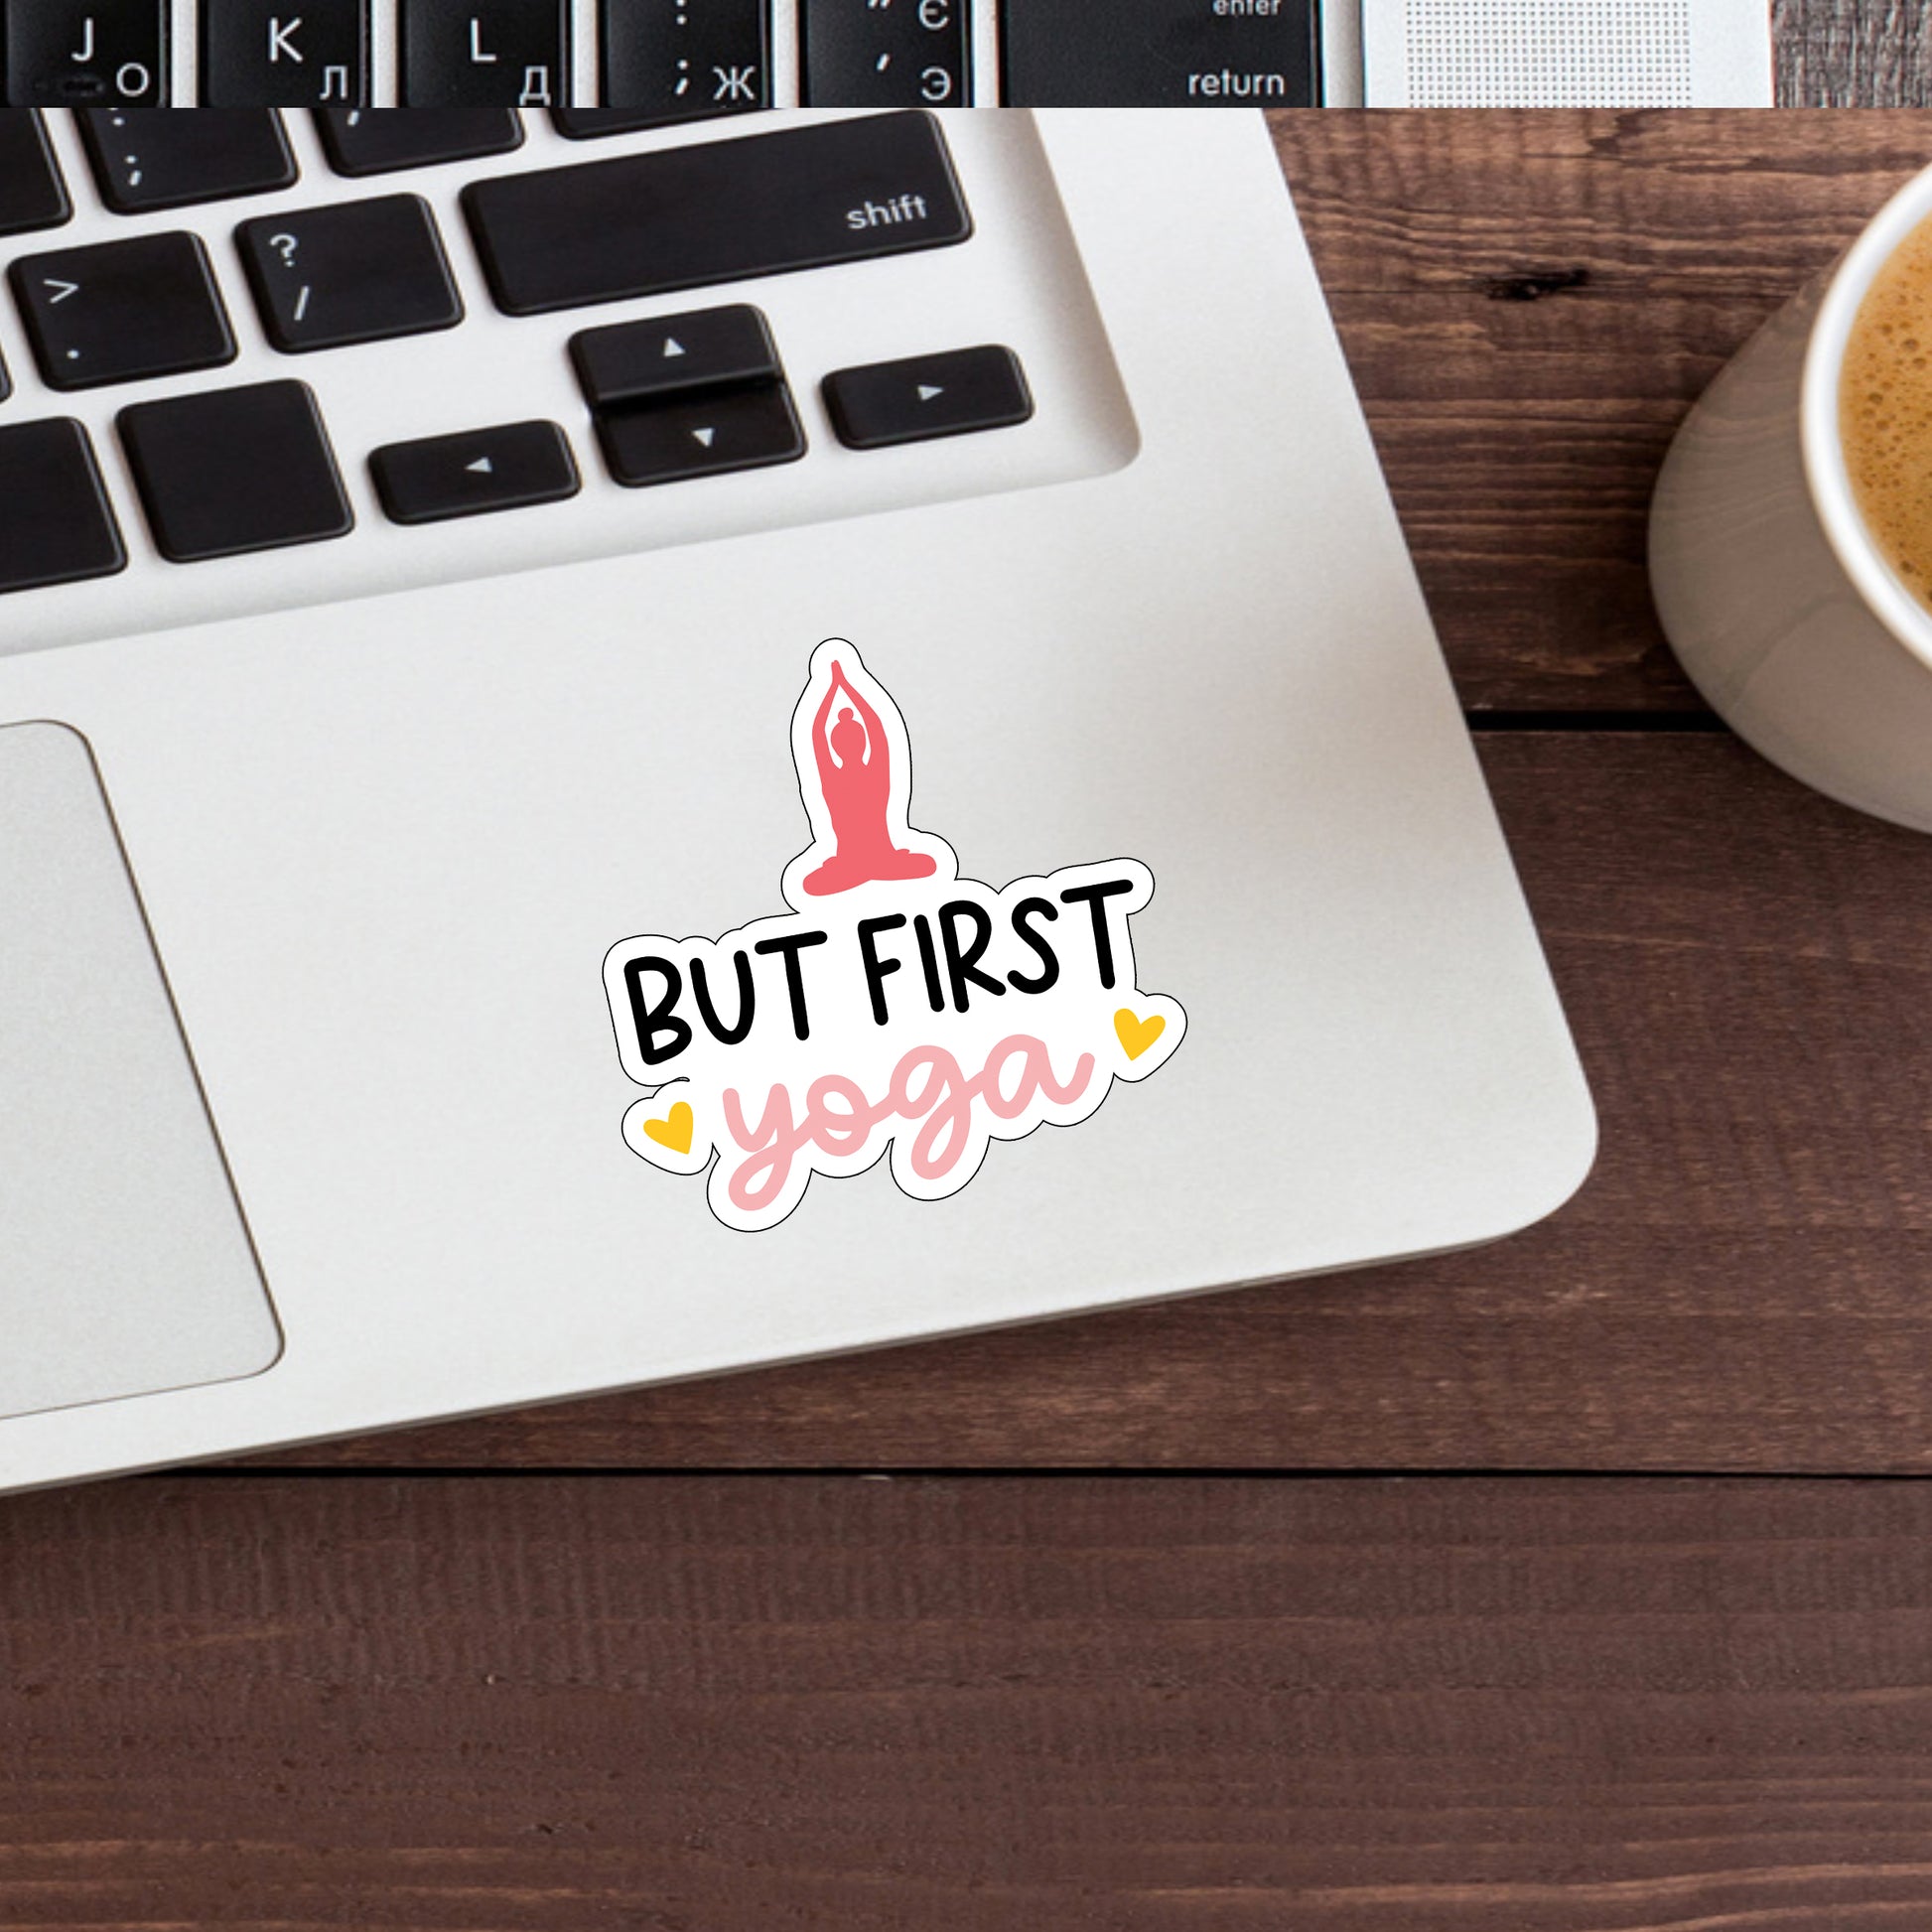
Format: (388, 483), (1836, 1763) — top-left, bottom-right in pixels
(4, 1), (169, 106)
(201, 0), (371, 107)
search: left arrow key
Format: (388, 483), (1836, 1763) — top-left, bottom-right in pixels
(9, 233), (236, 392)
(369, 420), (581, 524)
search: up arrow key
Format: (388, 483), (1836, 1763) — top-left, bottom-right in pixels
(662, 338), (686, 357)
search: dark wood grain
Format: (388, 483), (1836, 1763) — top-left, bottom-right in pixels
(5, 1473), (1932, 1931)
(250, 733), (1932, 1474)
(1271, 110), (1932, 712)
(1781, 0), (1932, 105)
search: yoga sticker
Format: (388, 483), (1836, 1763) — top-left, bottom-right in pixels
(603, 640), (1186, 1232)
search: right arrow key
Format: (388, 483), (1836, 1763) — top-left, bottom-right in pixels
(822, 345), (1034, 451)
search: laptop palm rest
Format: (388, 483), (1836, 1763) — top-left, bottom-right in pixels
(0, 723), (279, 1423)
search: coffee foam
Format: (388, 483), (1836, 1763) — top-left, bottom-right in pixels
(1842, 212), (1932, 608)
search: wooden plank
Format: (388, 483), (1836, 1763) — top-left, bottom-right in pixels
(7, 1472), (1932, 1930)
(256, 734), (1932, 1473)
(1270, 110), (1932, 712)
(1780, 0), (1932, 105)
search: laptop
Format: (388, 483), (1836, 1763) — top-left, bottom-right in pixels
(0, 104), (1592, 1491)
(1, 0), (1774, 109)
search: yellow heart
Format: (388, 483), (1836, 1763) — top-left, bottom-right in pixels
(1114, 1008), (1166, 1061)
(643, 1101), (694, 1156)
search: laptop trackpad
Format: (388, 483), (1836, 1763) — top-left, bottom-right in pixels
(0, 723), (280, 1422)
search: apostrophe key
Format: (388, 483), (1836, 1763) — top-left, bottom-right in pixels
(1000, 0), (1319, 104)
(238, 195), (463, 351)
(315, 105), (524, 175)
(369, 420), (580, 523)
(596, 383), (804, 487)
(570, 305), (779, 410)
(0, 113), (71, 236)
(10, 233), (235, 391)
(118, 380), (353, 562)
(400, 0), (570, 107)
(800, 0), (968, 106)
(78, 109), (297, 212)
(4, 1), (168, 106)
(0, 420), (125, 595)
(202, 0), (370, 107)
(462, 110), (970, 316)
(596, 0), (768, 126)
(823, 345), (1033, 448)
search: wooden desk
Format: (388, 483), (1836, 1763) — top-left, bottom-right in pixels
(11, 109), (1932, 1929)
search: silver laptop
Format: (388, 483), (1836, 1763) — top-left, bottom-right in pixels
(0, 105), (1592, 1491)
(2, 1), (1773, 109)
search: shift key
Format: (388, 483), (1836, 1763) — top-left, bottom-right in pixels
(461, 110), (970, 316)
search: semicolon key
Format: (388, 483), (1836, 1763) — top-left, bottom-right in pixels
(78, 109), (298, 213)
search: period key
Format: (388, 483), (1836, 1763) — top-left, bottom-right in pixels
(801, 0), (968, 106)
(4, 1), (168, 106)
(202, 0), (370, 107)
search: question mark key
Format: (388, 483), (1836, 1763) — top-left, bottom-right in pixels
(237, 196), (464, 354)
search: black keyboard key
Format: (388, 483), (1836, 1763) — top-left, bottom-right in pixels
(119, 380), (352, 562)
(400, 0), (569, 107)
(0, 112), (71, 235)
(315, 106), (524, 175)
(463, 110), (970, 317)
(801, 0), (968, 105)
(11, 232), (235, 391)
(571, 305), (778, 410)
(823, 345), (1033, 449)
(370, 419), (579, 523)
(238, 194), (463, 352)
(0, 419), (124, 594)
(4, 1), (168, 106)
(1001, 0), (1319, 103)
(598, 0), (768, 124)
(597, 383), (804, 487)
(78, 108), (297, 212)
(203, 0), (370, 107)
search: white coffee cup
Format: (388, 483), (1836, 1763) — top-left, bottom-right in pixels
(1651, 159), (1932, 833)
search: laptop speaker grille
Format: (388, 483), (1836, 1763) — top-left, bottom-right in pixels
(1402, 0), (1696, 105)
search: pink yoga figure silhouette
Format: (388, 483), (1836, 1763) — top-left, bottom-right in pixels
(799, 658), (940, 897)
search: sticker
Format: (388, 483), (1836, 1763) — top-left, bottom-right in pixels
(603, 641), (1186, 1231)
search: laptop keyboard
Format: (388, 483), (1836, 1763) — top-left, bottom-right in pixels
(0, 1), (1325, 108)
(0, 106), (1136, 651)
